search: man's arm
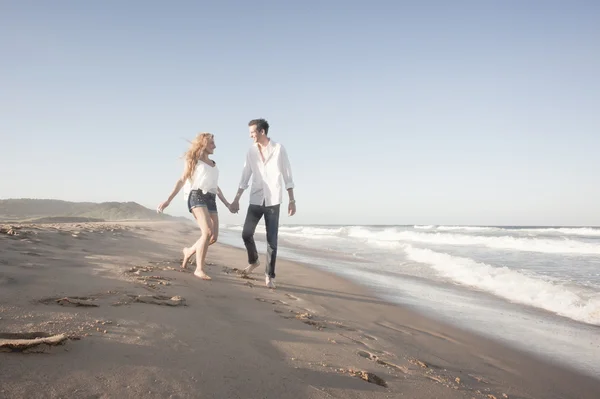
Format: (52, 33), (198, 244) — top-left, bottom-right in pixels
(279, 145), (296, 216)
(230, 151), (253, 213)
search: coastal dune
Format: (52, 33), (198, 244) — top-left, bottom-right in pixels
(1, 221), (598, 399)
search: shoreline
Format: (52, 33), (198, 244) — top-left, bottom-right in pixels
(1, 221), (599, 398)
(220, 225), (600, 377)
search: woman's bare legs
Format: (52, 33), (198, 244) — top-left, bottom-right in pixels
(181, 211), (198, 269)
(190, 207), (212, 280)
(210, 212), (219, 244)
(181, 212), (218, 268)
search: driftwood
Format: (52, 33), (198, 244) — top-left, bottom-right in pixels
(0, 333), (68, 352)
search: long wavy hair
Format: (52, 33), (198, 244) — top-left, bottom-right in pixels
(183, 132), (214, 183)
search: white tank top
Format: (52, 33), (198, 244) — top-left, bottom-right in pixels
(183, 161), (219, 199)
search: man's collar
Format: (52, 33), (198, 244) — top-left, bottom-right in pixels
(256, 138), (273, 149)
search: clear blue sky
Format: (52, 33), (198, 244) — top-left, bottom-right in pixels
(2, 0), (599, 226)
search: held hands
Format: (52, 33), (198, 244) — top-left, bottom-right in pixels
(229, 200), (240, 214)
(225, 199), (295, 215)
(157, 200), (171, 213)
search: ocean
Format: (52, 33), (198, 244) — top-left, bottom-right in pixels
(218, 224), (600, 378)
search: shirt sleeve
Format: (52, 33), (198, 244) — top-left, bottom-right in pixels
(238, 150), (253, 190)
(279, 145), (295, 189)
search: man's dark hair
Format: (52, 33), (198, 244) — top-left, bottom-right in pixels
(248, 119), (270, 135)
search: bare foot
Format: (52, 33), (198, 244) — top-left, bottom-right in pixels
(194, 270), (212, 280)
(181, 247), (193, 269)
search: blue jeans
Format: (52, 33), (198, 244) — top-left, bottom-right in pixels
(242, 204), (280, 278)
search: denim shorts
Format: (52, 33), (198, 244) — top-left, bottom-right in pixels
(187, 189), (218, 213)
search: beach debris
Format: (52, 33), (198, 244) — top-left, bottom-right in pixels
(131, 295), (186, 306)
(54, 297), (98, 307)
(468, 374), (490, 384)
(0, 332), (68, 352)
(427, 375), (445, 384)
(455, 377), (461, 384)
(410, 358), (428, 368)
(244, 281), (254, 288)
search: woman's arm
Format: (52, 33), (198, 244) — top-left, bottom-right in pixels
(157, 166), (189, 213)
(216, 186), (231, 208)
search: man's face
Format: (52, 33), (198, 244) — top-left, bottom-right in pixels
(249, 125), (263, 143)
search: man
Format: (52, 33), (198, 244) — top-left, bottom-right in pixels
(230, 119), (296, 288)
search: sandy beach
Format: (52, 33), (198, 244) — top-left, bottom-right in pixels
(1, 221), (599, 399)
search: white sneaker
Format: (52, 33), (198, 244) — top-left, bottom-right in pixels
(242, 260), (260, 275)
(265, 275), (276, 289)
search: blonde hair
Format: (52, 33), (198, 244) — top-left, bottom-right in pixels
(183, 132), (214, 182)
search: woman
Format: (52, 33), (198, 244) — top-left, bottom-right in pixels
(157, 132), (231, 280)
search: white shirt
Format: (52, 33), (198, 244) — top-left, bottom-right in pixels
(183, 161), (219, 199)
(239, 140), (294, 206)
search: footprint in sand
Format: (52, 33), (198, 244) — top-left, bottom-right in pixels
(337, 333), (385, 354)
(255, 297), (288, 306)
(0, 276), (17, 285)
(357, 350), (410, 374)
(126, 265), (155, 275)
(0, 332), (69, 353)
(334, 367), (388, 388)
(279, 310), (329, 330)
(136, 275), (173, 286)
(20, 251), (42, 257)
(222, 266), (256, 280)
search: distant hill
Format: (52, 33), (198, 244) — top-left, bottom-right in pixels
(0, 199), (188, 223)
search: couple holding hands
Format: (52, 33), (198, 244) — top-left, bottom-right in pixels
(157, 119), (295, 288)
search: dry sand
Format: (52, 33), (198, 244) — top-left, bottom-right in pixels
(1, 221), (599, 399)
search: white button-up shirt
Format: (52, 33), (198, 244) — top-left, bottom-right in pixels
(239, 140), (295, 206)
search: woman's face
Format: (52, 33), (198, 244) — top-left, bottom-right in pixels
(205, 138), (216, 154)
